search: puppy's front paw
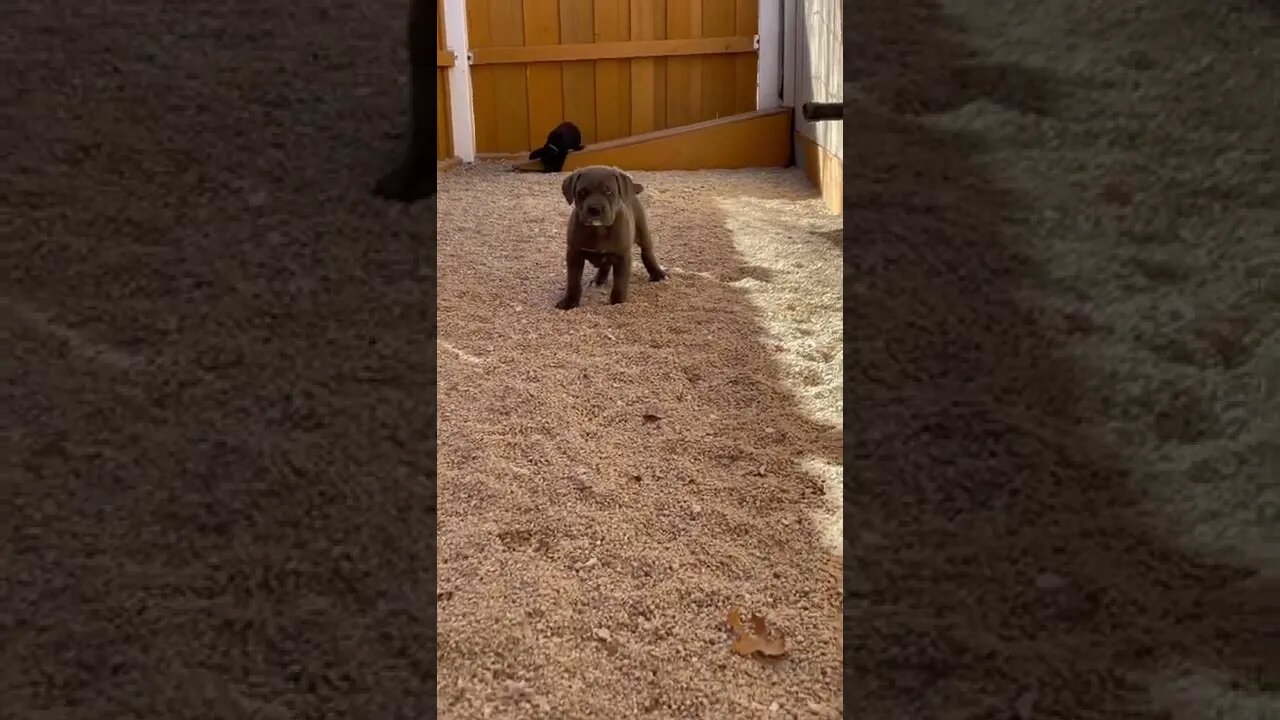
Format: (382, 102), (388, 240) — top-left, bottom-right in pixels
(649, 268), (668, 282)
(555, 296), (579, 310)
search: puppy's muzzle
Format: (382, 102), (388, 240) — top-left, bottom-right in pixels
(581, 203), (608, 226)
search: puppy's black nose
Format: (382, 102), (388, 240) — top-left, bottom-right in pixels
(586, 206), (601, 216)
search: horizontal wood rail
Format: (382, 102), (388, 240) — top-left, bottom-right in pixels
(437, 50), (455, 68)
(469, 36), (757, 66)
(502, 108), (792, 171)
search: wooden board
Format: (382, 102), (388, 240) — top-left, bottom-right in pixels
(796, 131), (843, 215)
(465, 0), (759, 154)
(702, 0), (738, 120)
(523, 0), (563, 151)
(664, 1), (701, 129)
(593, 0), (631, 143)
(629, 0), (666, 136)
(474, 0), (531, 154)
(559, 0), (597, 144)
(734, 0), (758, 110)
(466, 1), (498, 154)
(468, 36), (755, 65)
(436, 0), (453, 159)
(507, 107), (791, 171)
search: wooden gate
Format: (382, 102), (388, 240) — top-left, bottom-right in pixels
(436, 0), (455, 159)
(465, 0), (759, 154)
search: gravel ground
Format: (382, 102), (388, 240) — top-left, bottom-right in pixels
(3, 1), (437, 717)
(4, 0), (1278, 718)
(843, 0), (1278, 717)
(435, 164), (843, 718)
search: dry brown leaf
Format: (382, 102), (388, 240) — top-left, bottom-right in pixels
(725, 607), (789, 658)
(726, 607), (746, 634)
(731, 633), (788, 657)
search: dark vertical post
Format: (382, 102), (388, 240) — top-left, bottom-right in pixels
(374, 0), (435, 202)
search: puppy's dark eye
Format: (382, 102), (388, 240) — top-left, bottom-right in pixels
(603, 188), (613, 196)
(577, 189), (588, 199)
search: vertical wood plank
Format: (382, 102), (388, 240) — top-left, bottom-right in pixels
(734, 0), (758, 112)
(523, 0), (563, 151)
(466, 1), (498, 153)
(593, 0), (631, 142)
(435, 0), (445, 48)
(437, 69), (452, 158)
(628, 0), (665, 134)
(701, 0), (736, 120)
(688, 2), (705, 123)
(490, 0), (530, 153)
(437, 0), (452, 158)
(437, 0), (447, 49)
(559, 0), (597, 144)
(652, 2), (666, 131)
(665, 1), (702, 128)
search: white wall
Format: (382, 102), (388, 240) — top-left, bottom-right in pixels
(789, 0), (842, 161)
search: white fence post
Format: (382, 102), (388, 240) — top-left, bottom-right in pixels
(443, 0), (475, 162)
(757, 0), (783, 110)
(780, 0), (796, 108)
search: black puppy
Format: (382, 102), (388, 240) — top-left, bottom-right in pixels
(528, 122), (585, 172)
(374, 0), (434, 202)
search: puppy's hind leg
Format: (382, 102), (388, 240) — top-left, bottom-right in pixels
(633, 205), (667, 281)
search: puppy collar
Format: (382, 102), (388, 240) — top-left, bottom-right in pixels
(547, 143), (560, 153)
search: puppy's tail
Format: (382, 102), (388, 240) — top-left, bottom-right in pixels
(573, 144), (585, 152)
(529, 147), (545, 160)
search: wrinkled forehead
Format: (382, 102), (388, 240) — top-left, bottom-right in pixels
(578, 171), (619, 193)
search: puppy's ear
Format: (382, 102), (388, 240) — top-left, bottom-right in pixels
(618, 171), (643, 198)
(561, 170), (578, 205)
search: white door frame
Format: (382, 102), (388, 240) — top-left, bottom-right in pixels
(780, 0), (797, 108)
(757, 0), (783, 110)
(442, 0), (475, 161)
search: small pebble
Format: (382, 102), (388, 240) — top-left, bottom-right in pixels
(592, 628), (612, 642)
(807, 701), (840, 719)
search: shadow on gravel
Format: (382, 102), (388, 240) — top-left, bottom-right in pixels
(2, 1), (436, 717)
(842, 0), (1276, 717)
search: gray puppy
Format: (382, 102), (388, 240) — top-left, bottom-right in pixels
(556, 165), (667, 310)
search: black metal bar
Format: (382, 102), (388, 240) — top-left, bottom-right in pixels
(801, 102), (843, 122)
